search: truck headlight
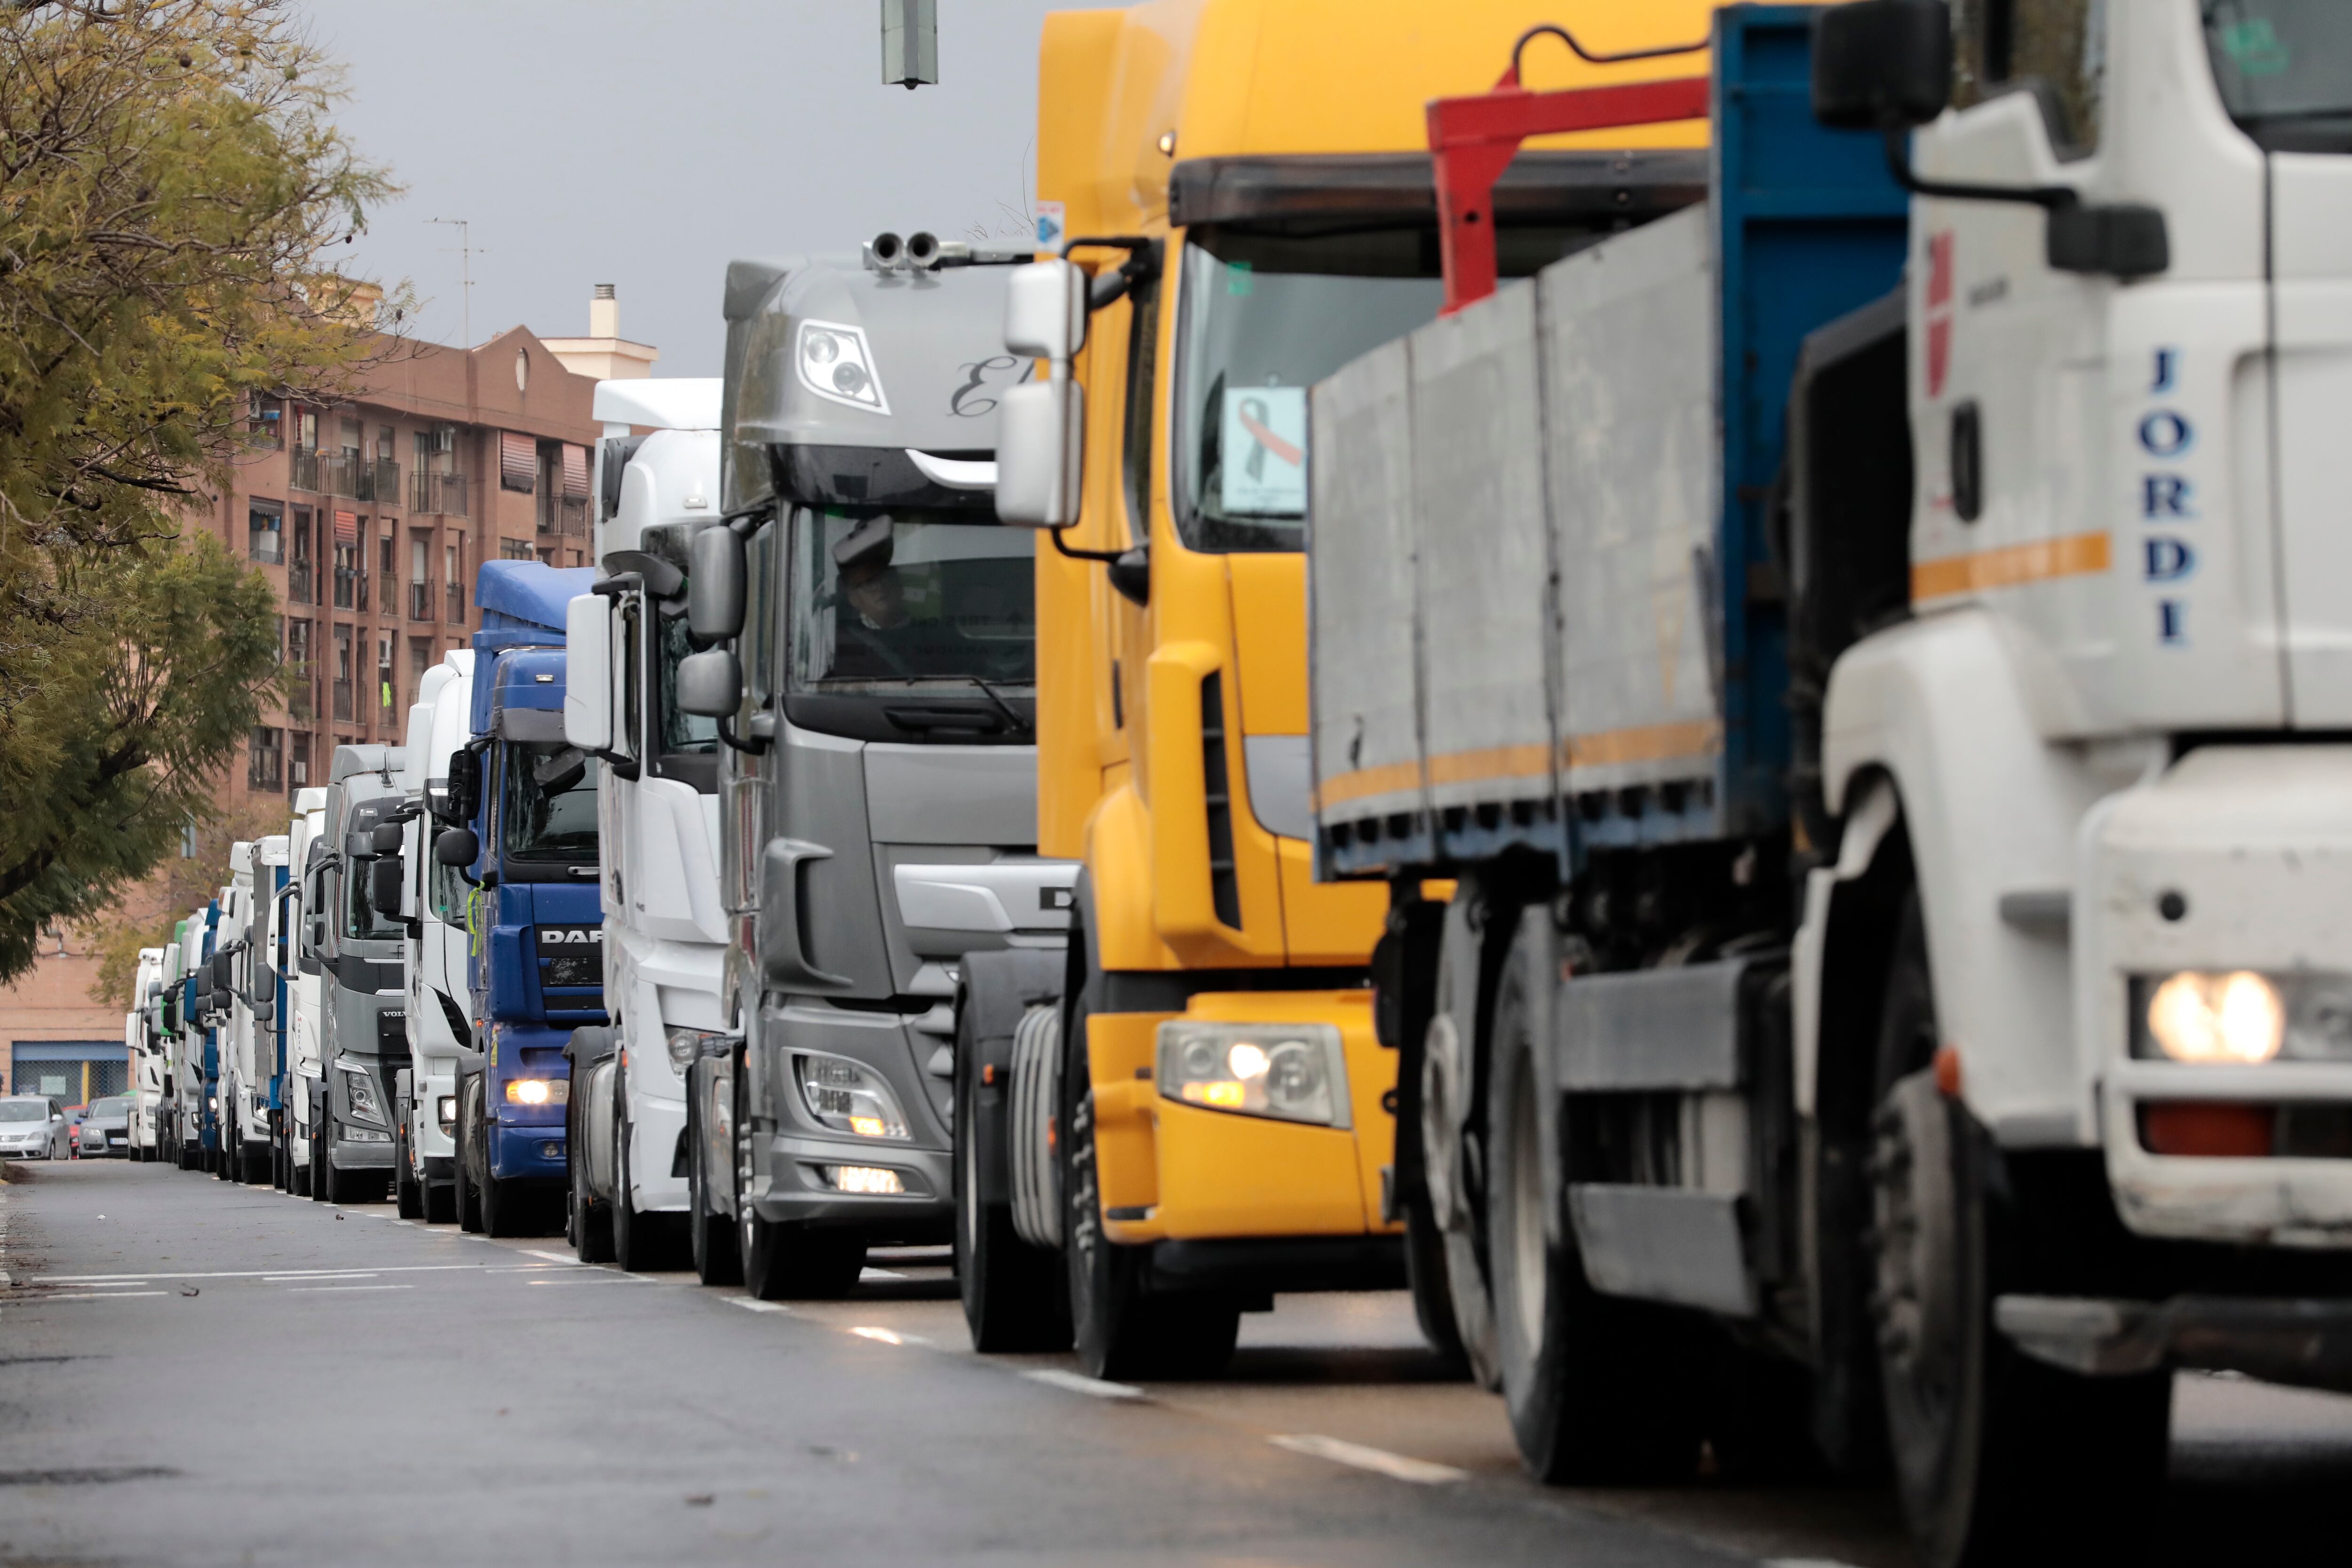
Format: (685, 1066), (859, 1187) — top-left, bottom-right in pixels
(336, 1062), (386, 1124)
(795, 1052), (909, 1140)
(2129, 970), (2352, 1065)
(437, 1096), (457, 1133)
(666, 1027), (730, 1069)
(1156, 1021), (1351, 1128)
(504, 1078), (568, 1106)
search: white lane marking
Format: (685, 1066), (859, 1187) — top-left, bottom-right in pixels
(264, 1273), (377, 1282)
(20, 1291), (169, 1302)
(71, 1280), (151, 1289)
(1268, 1434), (1468, 1485)
(520, 1250), (582, 1266)
(39, 1263), (559, 1284)
(858, 1268), (906, 1280)
(727, 1298), (793, 1314)
(525, 1275), (650, 1286)
(288, 1284), (415, 1293)
(1023, 1369), (1144, 1401)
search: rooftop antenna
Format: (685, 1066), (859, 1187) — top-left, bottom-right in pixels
(426, 217), (482, 347)
(881, 0), (937, 89)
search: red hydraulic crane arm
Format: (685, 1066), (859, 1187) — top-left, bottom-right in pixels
(1427, 27), (1711, 315)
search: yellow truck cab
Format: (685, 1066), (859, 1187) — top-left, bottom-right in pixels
(955, 0), (1714, 1379)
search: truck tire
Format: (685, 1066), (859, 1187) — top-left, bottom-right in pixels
(308, 1116), (330, 1203)
(1059, 922), (1239, 1380)
(685, 1090), (740, 1286)
(569, 1085), (613, 1263)
(954, 996), (1068, 1351)
(610, 1108), (676, 1271)
(1869, 895), (2169, 1568)
(1486, 957), (1700, 1483)
(735, 1064), (863, 1299)
(455, 1086), (484, 1234)
(395, 1120), (425, 1218)
(1424, 900), (1502, 1388)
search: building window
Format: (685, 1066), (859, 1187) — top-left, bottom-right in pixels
(288, 506), (314, 604)
(377, 633), (397, 724)
(333, 511), (360, 609)
(445, 540), (466, 624)
(250, 394), (284, 448)
(500, 430), (536, 493)
(286, 619), (313, 720)
(288, 731), (312, 790)
(332, 624), (354, 722)
(501, 539), (534, 561)
(379, 531), (397, 613)
(249, 501), (284, 565)
(248, 726), (284, 792)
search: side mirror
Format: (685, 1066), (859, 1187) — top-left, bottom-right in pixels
(369, 856), (405, 917)
(435, 826), (480, 867)
(1003, 259), (1088, 362)
(251, 995), (275, 1024)
(344, 831), (377, 860)
(210, 987), (232, 1016)
(1812, 0), (1951, 131)
(675, 649), (743, 718)
(564, 593), (614, 753)
(995, 379), (1086, 527)
(443, 748), (481, 823)
(688, 526), (746, 645)
(371, 821), (404, 856)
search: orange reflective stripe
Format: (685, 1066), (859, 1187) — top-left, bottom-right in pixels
(1912, 531), (2110, 600)
(1562, 719), (1720, 769)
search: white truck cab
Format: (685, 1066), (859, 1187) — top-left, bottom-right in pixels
(286, 787), (329, 1194)
(394, 651), (476, 1220)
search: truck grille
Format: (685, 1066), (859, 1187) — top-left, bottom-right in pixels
(1201, 673), (1241, 929)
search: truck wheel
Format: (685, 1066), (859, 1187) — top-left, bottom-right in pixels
(455, 1088), (484, 1234)
(685, 1093), (741, 1286)
(426, 1178), (455, 1224)
(308, 1118), (330, 1203)
(1424, 915), (1502, 1388)
(1486, 960), (1700, 1483)
(573, 1130), (614, 1264)
(954, 1000), (1068, 1351)
(609, 1112), (675, 1271)
(395, 1122), (425, 1218)
(1870, 896), (2169, 1568)
(735, 1069), (864, 1299)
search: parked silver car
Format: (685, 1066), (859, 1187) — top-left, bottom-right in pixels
(77, 1097), (132, 1158)
(0, 1096), (71, 1161)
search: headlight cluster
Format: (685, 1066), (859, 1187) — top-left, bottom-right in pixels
(796, 319), (888, 414)
(1156, 1021), (1351, 1128)
(336, 1061), (385, 1125)
(436, 1096), (457, 1133)
(795, 1052), (909, 1140)
(2135, 971), (2352, 1065)
(504, 1078), (568, 1106)
(666, 1027), (731, 1070)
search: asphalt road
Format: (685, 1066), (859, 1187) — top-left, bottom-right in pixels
(2, 1160), (2349, 1568)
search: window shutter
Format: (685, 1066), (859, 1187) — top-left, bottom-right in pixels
(334, 510), (359, 545)
(500, 430), (536, 493)
(562, 443), (589, 500)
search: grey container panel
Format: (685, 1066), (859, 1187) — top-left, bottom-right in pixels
(1539, 206), (1722, 801)
(1411, 283), (1555, 814)
(1568, 1185), (1754, 1316)
(1308, 336), (1423, 827)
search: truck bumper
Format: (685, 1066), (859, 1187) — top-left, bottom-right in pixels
(1998, 1293), (2352, 1394)
(490, 1121), (566, 1182)
(748, 1128), (952, 1239)
(628, 1095), (689, 1215)
(330, 1135), (395, 1170)
(2085, 745), (2352, 1248)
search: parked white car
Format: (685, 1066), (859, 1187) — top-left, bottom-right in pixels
(0, 1096), (71, 1161)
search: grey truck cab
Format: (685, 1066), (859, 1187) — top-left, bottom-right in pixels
(676, 235), (1074, 1297)
(306, 744), (408, 1202)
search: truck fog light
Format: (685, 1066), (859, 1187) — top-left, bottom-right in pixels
(437, 1096), (456, 1133)
(1157, 1022), (1351, 1128)
(795, 1053), (911, 1140)
(504, 1078), (568, 1106)
(666, 1027), (731, 1069)
(825, 1165), (906, 1194)
(2142, 971), (2286, 1064)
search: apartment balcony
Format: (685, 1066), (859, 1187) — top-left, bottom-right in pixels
(410, 470), (469, 517)
(286, 562), (315, 605)
(379, 571), (397, 613)
(332, 679), (353, 724)
(537, 491), (588, 538)
(369, 458), (400, 506)
(408, 582), (434, 622)
(289, 448), (319, 492)
(300, 452), (401, 502)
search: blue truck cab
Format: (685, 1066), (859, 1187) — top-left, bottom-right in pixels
(443, 561), (606, 1234)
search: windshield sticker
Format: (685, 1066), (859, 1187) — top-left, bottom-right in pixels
(1221, 387), (1306, 516)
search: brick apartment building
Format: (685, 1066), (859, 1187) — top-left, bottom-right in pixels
(0, 293), (658, 1099)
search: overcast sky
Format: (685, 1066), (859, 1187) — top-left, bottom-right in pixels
(301, 0), (1120, 378)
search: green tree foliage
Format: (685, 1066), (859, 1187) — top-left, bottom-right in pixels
(0, 0), (394, 984)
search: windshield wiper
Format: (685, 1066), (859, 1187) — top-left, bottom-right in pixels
(876, 674), (1032, 736)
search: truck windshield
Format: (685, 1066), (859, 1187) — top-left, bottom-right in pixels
(502, 742), (599, 863)
(1174, 229), (1444, 553)
(786, 508), (1034, 691)
(2204, 1), (2352, 151)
